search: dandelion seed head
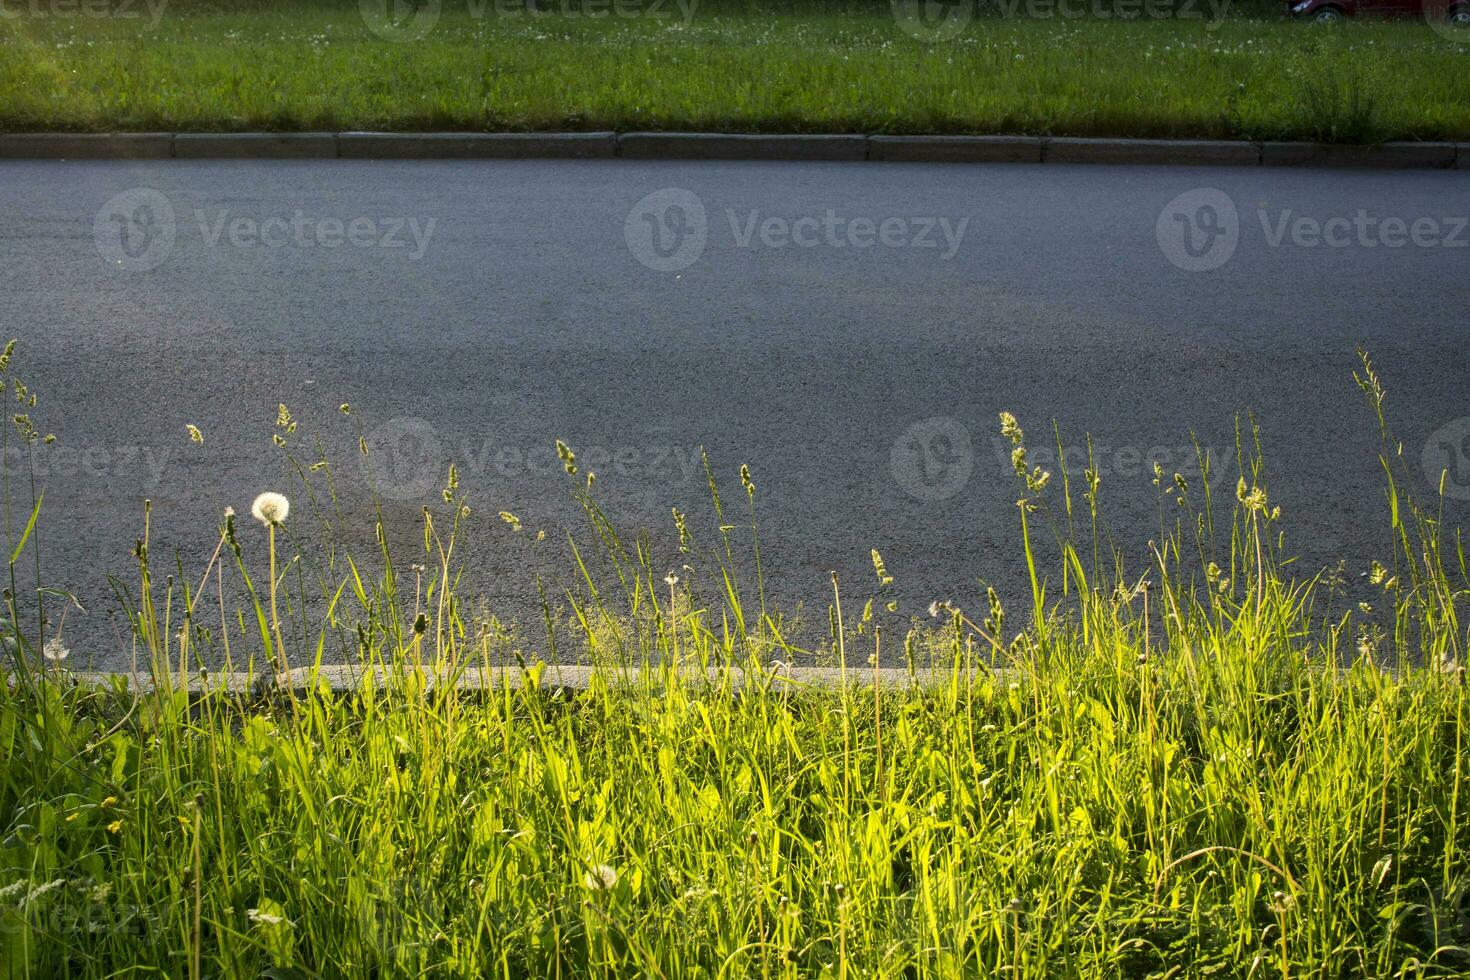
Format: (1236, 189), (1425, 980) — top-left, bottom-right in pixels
(583, 864), (618, 891)
(42, 638), (69, 664)
(250, 492), (289, 526)
(928, 599), (954, 618)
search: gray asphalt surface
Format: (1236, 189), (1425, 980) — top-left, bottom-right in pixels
(2, 159), (1468, 668)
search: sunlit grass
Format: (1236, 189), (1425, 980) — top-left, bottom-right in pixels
(1, 0), (1467, 141)
(1, 343), (1468, 976)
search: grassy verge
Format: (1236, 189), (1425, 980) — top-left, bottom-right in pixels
(1, 0), (1468, 142)
(1, 343), (1468, 976)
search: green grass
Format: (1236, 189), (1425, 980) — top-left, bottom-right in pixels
(1, 0), (1468, 141)
(1, 343), (1468, 976)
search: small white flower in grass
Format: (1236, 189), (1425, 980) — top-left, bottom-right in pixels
(583, 864), (618, 891)
(250, 492), (289, 527)
(43, 639), (68, 664)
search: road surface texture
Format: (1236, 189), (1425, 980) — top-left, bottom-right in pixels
(2, 159), (1468, 669)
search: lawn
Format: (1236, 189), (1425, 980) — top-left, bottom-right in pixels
(2, 344), (1469, 976)
(0, 0), (1468, 142)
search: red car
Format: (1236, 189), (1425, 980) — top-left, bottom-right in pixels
(1290, 0), (1469, 22)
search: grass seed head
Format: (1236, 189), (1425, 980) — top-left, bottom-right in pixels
(556, 440), (577, 476)
(871, 549), (893, 586)
(999, 412), (1023, 445)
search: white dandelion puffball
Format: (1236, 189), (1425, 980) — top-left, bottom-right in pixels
(43, 638), (69, 664)
(583, 864), (618, 891)
(251, 492), (290, 526)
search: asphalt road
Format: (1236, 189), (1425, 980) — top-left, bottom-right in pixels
(2, 159), (1468, 669)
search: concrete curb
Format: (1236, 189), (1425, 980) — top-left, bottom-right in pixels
(63, 664), (985, 695)
(339, 132), (617, 159)
(869, 135), (1042, 163)
(174, 133), (338, 159)
(0, 133), (173, 159)
(1261, 141), (1459, 169)
(618, 132), (868, 161)
(1045, 137), (1261, 166)
(0, 132), (1465, 169)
